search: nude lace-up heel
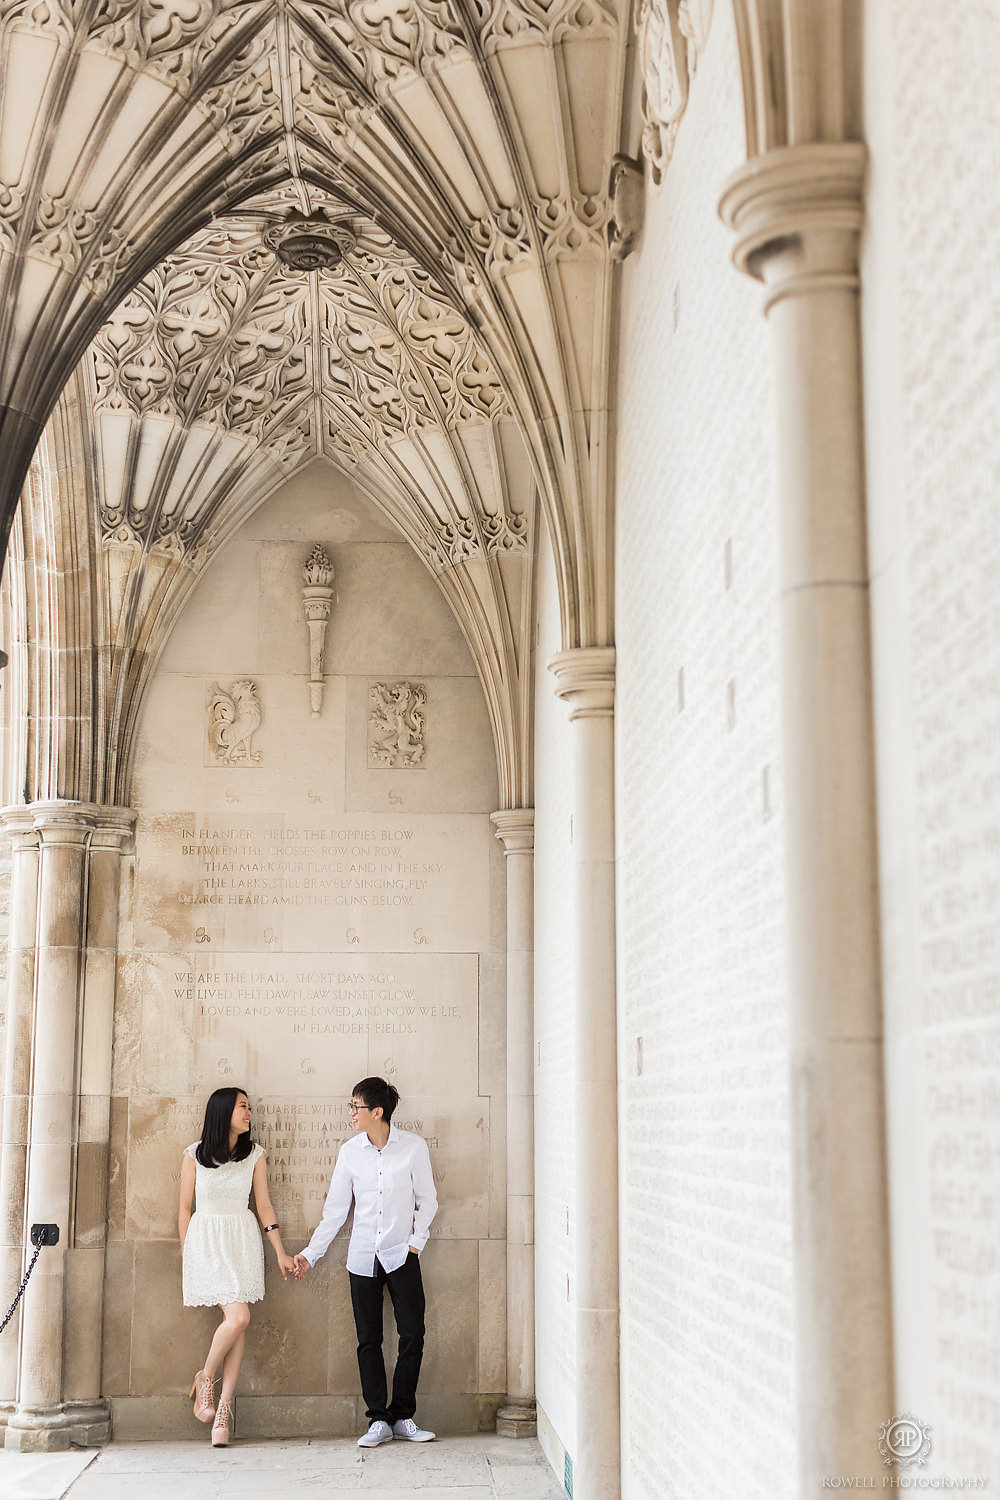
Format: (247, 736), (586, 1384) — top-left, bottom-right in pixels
(211, 1398), (234, 1447)
(189, 1369), (217, 1423)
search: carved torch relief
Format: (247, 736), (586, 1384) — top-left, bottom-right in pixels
(302, 544), (335, 717)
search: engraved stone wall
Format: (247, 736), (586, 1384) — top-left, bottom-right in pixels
(864, 3), (1000, 1482)
(108, 458), (505, 1433)
(0, 828), (10, 1071)
(532, 523), (578, 1458)
(613, 7), (796, 1494)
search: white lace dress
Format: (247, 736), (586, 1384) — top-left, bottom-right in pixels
(182, 1142), (266, 1307)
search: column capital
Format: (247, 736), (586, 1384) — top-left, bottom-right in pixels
(90, 807), (137, 854)
(718, 142), (866, 311)
(548, 647), (616, 720)
(491, 809), (535, 855)
(29, 802), (102, 849)
(1, 801), (136, 851)
(0, 807), (38, 848)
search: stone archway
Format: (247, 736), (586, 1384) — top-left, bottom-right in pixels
(0, 0), (629, 1478)
(0, 0), (898, 1494)
(103, 457), (508, 1442)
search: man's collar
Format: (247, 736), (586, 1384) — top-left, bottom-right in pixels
(362, 1123), (395, 1150)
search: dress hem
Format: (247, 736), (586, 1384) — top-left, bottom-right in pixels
(183, 1293), (265, 1308)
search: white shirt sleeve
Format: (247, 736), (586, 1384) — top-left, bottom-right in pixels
(409, 1136), (438, 1253)
(302, 1147), (354, 1265)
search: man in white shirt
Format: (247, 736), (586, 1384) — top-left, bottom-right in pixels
(293, 1076), (438, 1448)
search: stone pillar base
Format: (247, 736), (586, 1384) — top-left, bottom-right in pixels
(496, 1402), (537, 1438)
(4, 1400), (111, 1451)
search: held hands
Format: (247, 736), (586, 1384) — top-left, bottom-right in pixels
(286, 1249), (415, 1281)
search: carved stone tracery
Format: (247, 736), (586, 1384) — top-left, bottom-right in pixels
(475, 0), (618, 51)
(86, 194), (520, 554)
(196, 23), (285, 147)
(293, 0), (470, 93)
(84, 0), (268, 88)
(421, 508), (530, 573)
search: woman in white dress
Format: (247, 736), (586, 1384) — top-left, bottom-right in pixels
(178, 1087), (296, 1445)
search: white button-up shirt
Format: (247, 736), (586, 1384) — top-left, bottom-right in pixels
(302, 1124), (438, 1276)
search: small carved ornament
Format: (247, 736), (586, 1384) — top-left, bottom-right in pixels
(637, 0), (714, 184)
(607, 155), (645, 261)
(264, 212), (358, 272)
(209, 680), (262, 765)
(368, 682), (427, 768)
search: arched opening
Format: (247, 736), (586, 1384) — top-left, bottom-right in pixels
(104, 455), (505, 1435)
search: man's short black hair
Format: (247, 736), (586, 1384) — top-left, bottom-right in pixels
(353, 1076), (400, 1121)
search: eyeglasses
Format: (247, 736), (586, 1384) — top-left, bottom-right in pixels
(348, 1102), (369, 1114)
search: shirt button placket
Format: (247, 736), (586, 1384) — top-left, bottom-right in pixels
(377, 1162), (383, 1240)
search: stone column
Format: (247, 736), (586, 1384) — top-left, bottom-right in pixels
(490, 809), (536, 1438)
(719, 144), (894, 1484)
(7, 804), (95, 1451)
(3, 801), (134, 1452)
(0, 812), (40, 1416)
(65, 812), (134, 1411)
(547, 648), (618, 1500)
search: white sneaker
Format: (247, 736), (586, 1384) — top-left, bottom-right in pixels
(358, 1420), (394, 1447)
(391, 1418), (435, 1442)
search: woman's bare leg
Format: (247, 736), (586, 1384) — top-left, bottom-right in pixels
(203, 1302), (250, 1382)
(219, 1329), (245, 1405)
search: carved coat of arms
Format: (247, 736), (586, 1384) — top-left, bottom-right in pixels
(368, 682), (426, 768)
(208, 679), (263, 765)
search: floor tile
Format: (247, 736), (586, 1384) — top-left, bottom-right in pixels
(0, 1452), (97, 1500)
(65, 1435), (564, 1500)
(66, 1475), (221, 1500)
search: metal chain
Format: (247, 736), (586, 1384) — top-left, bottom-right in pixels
(0, 1243), (42, 1336)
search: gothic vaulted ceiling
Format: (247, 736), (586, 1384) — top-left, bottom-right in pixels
(0, 0), (642, 806)
(1, 0), (843, 805)
(0, 0), (629, 615)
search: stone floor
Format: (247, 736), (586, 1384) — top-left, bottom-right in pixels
(48, 1435), (565, 1500)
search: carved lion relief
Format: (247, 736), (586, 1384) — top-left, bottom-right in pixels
(368, 682), (427, 768)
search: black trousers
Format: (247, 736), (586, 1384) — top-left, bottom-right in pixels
(349, 1252), (426, 1424)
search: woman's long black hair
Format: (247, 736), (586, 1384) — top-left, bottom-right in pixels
(196, 1087), (254, 1168)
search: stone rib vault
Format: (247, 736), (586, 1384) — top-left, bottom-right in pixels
(0, 0), (625, 662)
